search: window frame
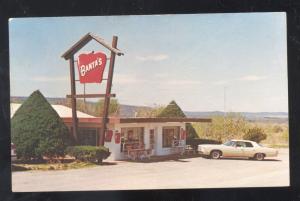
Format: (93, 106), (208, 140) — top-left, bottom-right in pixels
(162, 126), (180, 148)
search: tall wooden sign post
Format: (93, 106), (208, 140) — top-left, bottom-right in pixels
(62, 33), (124, 146)
(99, 36), (118, 146)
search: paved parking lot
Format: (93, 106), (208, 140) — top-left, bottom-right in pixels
(12, 149), (289, 192)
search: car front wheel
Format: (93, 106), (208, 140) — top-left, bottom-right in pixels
(210, 150), (221, 159)
(254, 153), (265, 161)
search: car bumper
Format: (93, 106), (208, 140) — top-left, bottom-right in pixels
(266, 152), (278, 157)
(198, 150), (210, 156)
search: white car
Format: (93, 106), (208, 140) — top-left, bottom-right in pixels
(198, 139), (278, 160)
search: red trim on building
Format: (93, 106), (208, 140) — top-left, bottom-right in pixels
(62, 117), (211, 125)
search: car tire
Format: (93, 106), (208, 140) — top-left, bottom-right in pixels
(254, 153), (265, 161)
(210, 150), (221, 159)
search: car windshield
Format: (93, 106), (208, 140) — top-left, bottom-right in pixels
(223, 141), (235, 146)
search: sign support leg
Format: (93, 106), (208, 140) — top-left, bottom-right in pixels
(99, 36), (118, 146)
(70, 56), (78, 143)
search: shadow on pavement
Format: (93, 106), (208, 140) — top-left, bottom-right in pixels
(216, 157), (281, 162)
(101, 162), (118, 165)
(122, 154), (201, 163)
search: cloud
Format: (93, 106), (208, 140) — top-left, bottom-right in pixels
(165, 79), (202, 85)
(154, 73), (169, 78)
(212, 80), (229, 85)
(136, 54), (169, 61)
(114, 74), (145, 84)
(32, 76), (69, 82)
(114, 73), (202, 87)
(238, 75), (267, 81)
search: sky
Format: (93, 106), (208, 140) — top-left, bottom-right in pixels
(9, 13), (288, 112)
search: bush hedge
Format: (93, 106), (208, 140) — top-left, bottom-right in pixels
(186, 138), (221, 150)
(66, 146), (110, 164)
(243, 127), (267, 143)
(11, 90), (72, 160)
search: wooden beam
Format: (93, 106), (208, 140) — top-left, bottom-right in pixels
(119, 118), (212, 123)
(62, 33), (93, 60)
(66, 94), (116, 98)
(62, 33), (124, 60)
(69, 55), (78, 142)
(99, 36), (118, 146)
(90, 33), (124, 56)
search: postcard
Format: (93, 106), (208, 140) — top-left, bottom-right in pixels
(9, 13), (289, 192)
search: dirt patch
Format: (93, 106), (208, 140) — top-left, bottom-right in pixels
(122, 153), (201, 163)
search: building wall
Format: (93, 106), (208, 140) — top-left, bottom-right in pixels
(105, 122), (186, 161)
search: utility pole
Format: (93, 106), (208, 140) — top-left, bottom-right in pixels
(223, 86), (227, 137)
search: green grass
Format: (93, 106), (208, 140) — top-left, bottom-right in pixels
(192, 118), (289, 146)
(12, 161), (97, 171)
(267, 144), (289, 148)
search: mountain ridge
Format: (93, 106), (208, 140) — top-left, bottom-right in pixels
(10, 96), (288, 121)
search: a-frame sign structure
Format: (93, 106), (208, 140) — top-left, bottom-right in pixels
(62, 33), (124, 146)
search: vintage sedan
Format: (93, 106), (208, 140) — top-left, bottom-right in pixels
(198, 139), (278, 160)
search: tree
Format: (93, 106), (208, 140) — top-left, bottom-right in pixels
(95, 98), (120, 117)
(157, 100), (198, 139)
(136, 105), (165, 117)
(193, 113), (249, 142)
(11, 90), (72, 160)
(272, 125), (284, 133)
(157, 100), (186, 118)
(243, 127), (267, 143)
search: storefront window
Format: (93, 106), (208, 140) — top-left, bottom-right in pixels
(162, 126), (180, 148)
(121, 127), (144, 152)
(78, 128), (98, 146)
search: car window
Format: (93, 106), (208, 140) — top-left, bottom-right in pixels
(223, 141), (232, 146)
(236, 141), (246, 147)
(223, 141), (236, 147)
(245, 142), (253, 147)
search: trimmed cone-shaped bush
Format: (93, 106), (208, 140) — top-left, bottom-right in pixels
(157, 100), (186, 118)
(186, 123), (199, 139)
(11, 90), (72, 160)
(158, 100), (198, 139)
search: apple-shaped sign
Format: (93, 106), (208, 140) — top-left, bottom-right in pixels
(77, 51), (107, 83)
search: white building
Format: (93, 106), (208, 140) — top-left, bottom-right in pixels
(11, 103), (211, 160)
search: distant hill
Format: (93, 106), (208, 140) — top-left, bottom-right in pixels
(11, 96), (288, 123)
(185, 111), (288, 123)
(119, 104), (152, 117)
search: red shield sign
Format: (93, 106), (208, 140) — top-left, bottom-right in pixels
(77, 51), (107, 83)
(115, 132), (121, 144)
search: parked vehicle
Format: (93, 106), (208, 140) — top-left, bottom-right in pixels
(198, 139), (278, 160)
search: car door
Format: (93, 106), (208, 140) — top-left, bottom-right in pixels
(242, 141), (256, 157)
(234, 141), (246, 157)
(222, 141), (241, 157)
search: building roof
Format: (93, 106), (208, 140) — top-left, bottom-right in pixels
(10, 103), (95, 118)
(11, 103), (212, 124)
(118, 117), (211, 123)
(62, 117), (212, 124)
